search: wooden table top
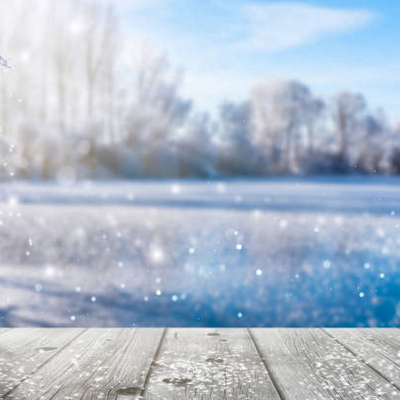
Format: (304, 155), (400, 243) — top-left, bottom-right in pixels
(0, 328), (399, 399)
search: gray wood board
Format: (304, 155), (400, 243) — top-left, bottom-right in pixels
(250, 328), (400, 399)
(4, 328), (164, 400)
(143, 328), (281, 399)
(0, 328), (84, 397)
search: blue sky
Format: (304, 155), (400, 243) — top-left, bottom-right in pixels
(118, 0), (400, 123)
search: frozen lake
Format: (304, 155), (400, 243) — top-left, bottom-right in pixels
(0, 177), (399, 327)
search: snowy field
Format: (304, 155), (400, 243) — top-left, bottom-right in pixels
(0, 177), (399, 327)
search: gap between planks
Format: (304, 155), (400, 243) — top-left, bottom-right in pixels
(139, 328), (167, 398)
(247, 328), (285, 400)
(0, 329), (88, 399)
(322, 328), (400, 393)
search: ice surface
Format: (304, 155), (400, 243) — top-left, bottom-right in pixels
(0, 177), (399, 327)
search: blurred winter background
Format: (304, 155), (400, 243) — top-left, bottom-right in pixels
(1, 0), (400, 327)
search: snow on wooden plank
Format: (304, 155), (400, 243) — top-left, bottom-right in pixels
(0, 328), (84, 397)
(143, 328), (281, 400)
(3, 328), (400, 399)
(250, 328), (400, 399)
(5, 328), (165, 399)
(325, 328), (400, 390)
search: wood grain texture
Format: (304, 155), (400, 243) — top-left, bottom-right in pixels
(250, 328), (400, 400)
(0, 328), (84, 397)
(4, 328), (164, 400)
(325, 328), (400, 390)
(3, 328), (400, 400)
(143, 328), (281, 400)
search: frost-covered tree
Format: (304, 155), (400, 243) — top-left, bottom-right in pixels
(0, 0), (192, 179)
(356, 111), (389, 173)
(123, 50), (192, 177)
(332, 92), (366, 165)
(330, 92), (393, 174)
(251, 80), (324, 174)
(176, 112), (218, 177)
(218, 101), (261, 175)
(304, 97), (325, 158)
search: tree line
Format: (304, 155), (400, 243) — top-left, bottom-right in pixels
(1, 0), (399, 180)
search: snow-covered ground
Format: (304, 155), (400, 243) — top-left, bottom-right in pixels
(0, 177), (399, 327)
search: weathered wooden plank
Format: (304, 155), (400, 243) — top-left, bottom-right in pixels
(0, 328), (84, 397)
(325, 328), (400, 390)
(143, 328), (281, 400)
(250, 328), (400, 400)
(5, 328), (164, 400)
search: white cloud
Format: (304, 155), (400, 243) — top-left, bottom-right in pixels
(238, 3), (376, 52)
